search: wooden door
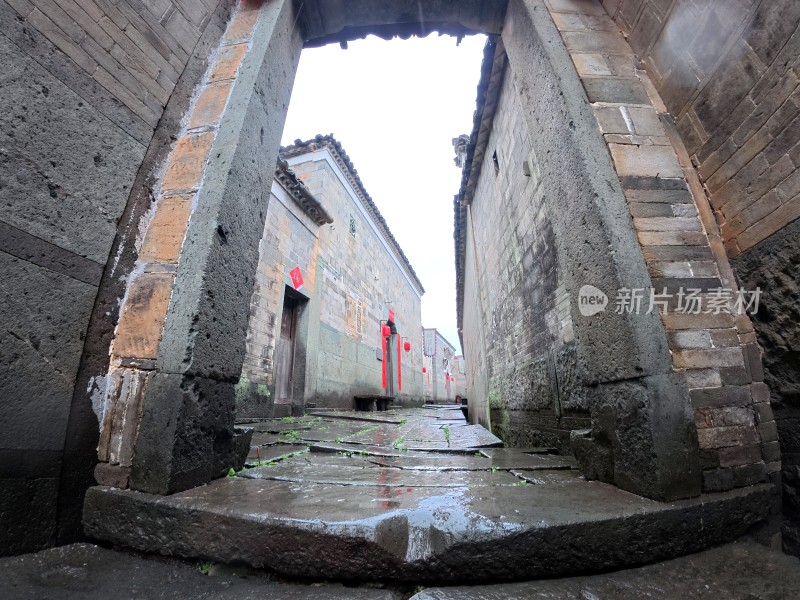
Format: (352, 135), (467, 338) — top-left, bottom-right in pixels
(274, 295), (298, 402)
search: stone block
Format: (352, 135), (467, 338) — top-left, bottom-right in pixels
(703, 467), (734, 492)
(732, 462), (767, 488)
(221, 6), (261, 44)
(694, 406), (754, 429)
(0, 33), (146, 263)
(624, 187), (693, 204)
(750, 381), (769, 404)
(670, 329), (712, 349)
(551, 12), (586, 31)
(610, 144), (684, 178)
(759, 421), (779, 444)
(160, 131), (215, 193)
(139, 195), (194, 264)
(113, 271), (175, 360)
(583, 77), (650, 104)
(0, 253), (95, 451)
(742, 343), (765, 383)
(640, 242), (712, 259)
(94, 463), (130, 488)
(633, 216), (702, 232)
(702, 330), (741, 352)
(589, 373), (702, 501)
(188, 81), (233, 129)
(718, 444), (762, 467)
(571, 429), (614, 483)
(685, 368), (722, 389)
(689, 385), (751, 408)
(697, 425), (758, 449)
(561, 30), (633, 54)
(628, 106), (667, 137)
(755, 402), (775, 424)
(129, 373), (247, 494)
(573, 53), (612, 76)
(762, 441), (781, 463)
(546, 0), (608, 15)
(661, 311), (736, 330)
(208, 43), (248, 82)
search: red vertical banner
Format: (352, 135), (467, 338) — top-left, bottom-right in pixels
(397, 334), (402, 392)
(381, 333), (387, 389)
(381, 324), (390, 389)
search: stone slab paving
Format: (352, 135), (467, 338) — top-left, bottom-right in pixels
(0, 543), (398, 600)
(5, 540), (799, 599)
(368, 454), (575, 472)
(411, 541), (800, 600)
(245, 443), (308, 467)
(240, 462), (522, 487)
(82, 408), (775, 583)
(309, 411), (406, 425)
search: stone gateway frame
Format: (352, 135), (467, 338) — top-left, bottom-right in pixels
(0, 0), (766, 554)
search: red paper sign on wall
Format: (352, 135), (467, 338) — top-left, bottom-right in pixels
(289, 266), (304, 290)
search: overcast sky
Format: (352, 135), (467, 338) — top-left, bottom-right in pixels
(281, 33), (487, 354)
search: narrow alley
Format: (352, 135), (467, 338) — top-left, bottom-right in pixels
(3, 0), (800, 596)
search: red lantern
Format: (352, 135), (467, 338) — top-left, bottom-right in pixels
(422, 367), (427, 373)
(403, 341), (411, 352)
(381, 324), (391, 337)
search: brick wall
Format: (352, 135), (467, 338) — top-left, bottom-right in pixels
(601, 0), (800, 258)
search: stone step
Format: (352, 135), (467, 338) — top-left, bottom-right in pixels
(83, 479), (771, 583)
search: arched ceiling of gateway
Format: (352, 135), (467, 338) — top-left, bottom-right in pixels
(295, 0), (508, 47)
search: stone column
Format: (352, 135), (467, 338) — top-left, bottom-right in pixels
(98, 0), (303, 495)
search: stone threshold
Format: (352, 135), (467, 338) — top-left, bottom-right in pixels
(83, 480), (772, 584)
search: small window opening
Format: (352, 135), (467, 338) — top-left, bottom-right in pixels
(349, 215), (357, 238)
(492, 150), (500, 175)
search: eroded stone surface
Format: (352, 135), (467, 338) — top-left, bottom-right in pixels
(411, 541), (800, 599)
(0, 543), (397, 600)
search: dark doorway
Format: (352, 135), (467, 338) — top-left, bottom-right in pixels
(386, 334), (396, 397)
(274, 292), (300, 412)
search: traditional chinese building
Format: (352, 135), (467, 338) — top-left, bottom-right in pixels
(422, 327), (458, 404)
(237, 136), (425, 417)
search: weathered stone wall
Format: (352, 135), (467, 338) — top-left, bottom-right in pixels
(282, 147), (425, 408)
(459, 0), (777, 503)
(602, 0), (800, 258)
(0, 0), (228, 554)
(461, 57), (583, 451)
(733, 218), (800, 553)
(237, 179), (322, 418)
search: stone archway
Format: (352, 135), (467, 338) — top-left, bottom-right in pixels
(93, 0), (767, 505)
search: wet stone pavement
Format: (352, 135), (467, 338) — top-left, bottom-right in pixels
(83, 406), (774, 584)
(3, 540), (800, 599)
